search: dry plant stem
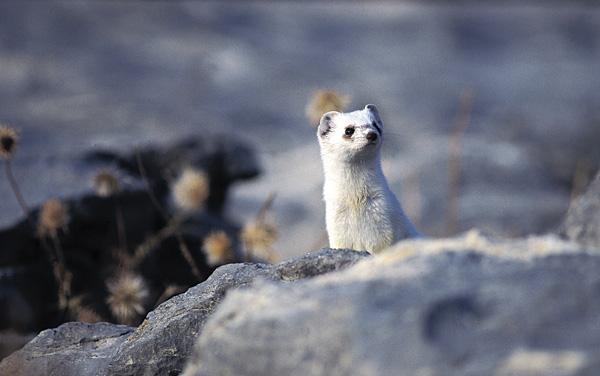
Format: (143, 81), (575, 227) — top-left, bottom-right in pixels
(132, 217), (182, 265)
(136, 152), (170, 220)
(256, 192), (276, 223)
(570, 158), (592, 202)
(40, 236), (70, 314)
(446, 89), (473, 235)
(154, 285), (186, 309)
(175, 233), (202, 279)
(135, 153), (202, 279)
(4, 160), (29, 216)
(115, 202), (128, 254)
(50, 234), (71, 309)
(244, 192), (278, 262)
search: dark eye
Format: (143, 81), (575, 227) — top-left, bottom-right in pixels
(344, 127), (354, 136)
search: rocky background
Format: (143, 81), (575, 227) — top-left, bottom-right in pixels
(1, 1), (600, 374)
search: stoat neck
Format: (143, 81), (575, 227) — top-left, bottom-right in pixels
(322, 155), (389, 199)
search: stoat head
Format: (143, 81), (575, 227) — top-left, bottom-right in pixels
(317, 104), (384, 163)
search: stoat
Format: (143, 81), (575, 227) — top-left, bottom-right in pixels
(317, 104), (420, 253)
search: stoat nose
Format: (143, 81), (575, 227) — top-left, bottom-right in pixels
(366, 131), (378, 142)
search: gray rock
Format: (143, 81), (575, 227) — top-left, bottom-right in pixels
(0, 323), (133, 376)
(560, 171), (600, 248)
(184, 234), (600, 376)
(0, 248), (368, 376)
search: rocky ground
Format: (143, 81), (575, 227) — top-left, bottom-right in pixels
(1, 171), (598, 376)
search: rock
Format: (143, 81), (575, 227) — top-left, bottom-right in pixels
(0, 248), (369, 375)
(184, 232), (600, 376)
(0, 323), (133, 376)
(560, 171), (600, 248)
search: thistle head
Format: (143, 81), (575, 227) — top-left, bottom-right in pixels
(202, 231), (234, 266)
(68, 296), (102, 323)
(0, 126), (18, 160)
(93, 169), (120, 197)
(171, 168), (210, 212)
(241, 220), (278, 262)
(305, 90), (350, 126)
(38, 199), (69, 237)
(106, 273), (149, 325)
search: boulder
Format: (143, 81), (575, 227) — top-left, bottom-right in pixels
(184, 232), (600, 376)
(0, 323), (133, 376)
(560, 171), (600, 248)
(0, 248), (368, 376)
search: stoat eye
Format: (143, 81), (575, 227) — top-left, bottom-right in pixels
(344, 127), (355, 136)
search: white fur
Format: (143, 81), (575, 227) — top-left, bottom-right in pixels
(318, 105), (420, 253)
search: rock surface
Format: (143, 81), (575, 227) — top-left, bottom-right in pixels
(560, 171), (600, 248)
(184, 233), (600, 376)
(0, 323), (133, 376)
(0, 248), (368, 376)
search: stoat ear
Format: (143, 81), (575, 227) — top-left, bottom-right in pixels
(365, 104), (383, 127)
(318, 111), (339, 137)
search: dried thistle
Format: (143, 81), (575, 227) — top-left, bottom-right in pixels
(203, 231), (234, 266)
(67, 296), (102, 323)
(0, 126), (18, 160)
(241, 220), (278, 262)
(172, 168), (210, 212)
(77, 307), (103, 323)
(38, 199), (69, 237)
(106, 273), (149, 325)
(305, 90), (350, 126)
(93, 169), (120, 197)
(1, 125), (29, 215)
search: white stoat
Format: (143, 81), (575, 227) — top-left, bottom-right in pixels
(317, 104), (420, 253)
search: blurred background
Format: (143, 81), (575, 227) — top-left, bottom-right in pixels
(0, 0), (599, 357)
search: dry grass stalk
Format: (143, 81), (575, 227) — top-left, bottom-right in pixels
(241, 193), (279, 263)
(67, 296), (103, 323)
(131, 217), (181, 266)
(305, 90), (350, 126)
(135, 155), (204, 280)
(76, 307), (103, 323)
(570, 158), (593, 202)
(1, 125), (29, 215)
(154, 285), (186, 308)
(93, 169), (130, 259)
(38, 198), (72, 311)
(203, 231), (234, 266)
(446, 89), (473, 235)
(177, 236), (202, 279)
(106, 272), (149, 325)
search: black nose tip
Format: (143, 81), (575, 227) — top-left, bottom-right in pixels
(366, 132), (378, 142)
